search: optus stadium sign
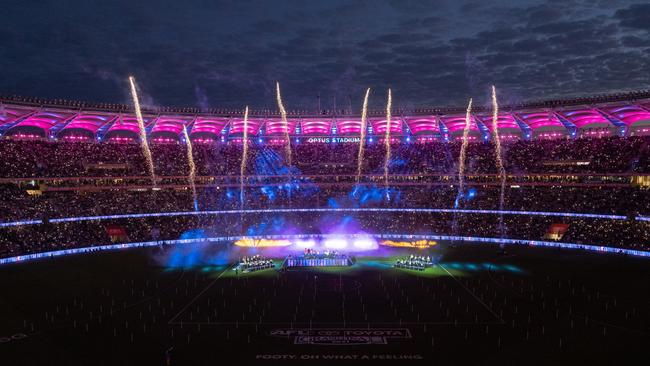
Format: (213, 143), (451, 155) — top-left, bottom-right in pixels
(306, 137), (361, 144)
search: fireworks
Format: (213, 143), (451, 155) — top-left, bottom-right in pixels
(128, 76), (156, 185)
(457, 98), (473, 202)
(491, 86), (507, 237)
(356, 88), (371, 183)
(182, 125), (198, 211)
(275, 82), (292, 167)
(240, 106), (249, 211)
(384, 89), (392, 196)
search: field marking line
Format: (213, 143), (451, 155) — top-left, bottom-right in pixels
(438, 263), (505, 324)
(168, 264), (233, 324)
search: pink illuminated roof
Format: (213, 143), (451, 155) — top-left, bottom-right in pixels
(516, 111), (564, 130)
(0, 106), (36, 127)
(557, 109), (610, 128)
(404, 117), (440, 134)
(300, 118), (332, 135)
(191, 116), (228, 136)
(265, 118), (298, 135)
(107, 115), (155, 135)
(336, 119), (363, 134)
(476, 113), (520, 131)
(151, 115), (193, 136)
(440, 115), (480, 134)
(369, 118), (402, 134)
(599, 104), (650, 126)
(229, 118), (263, 135)
(13, 111), (74, 133)
(62, 113), (114, 134)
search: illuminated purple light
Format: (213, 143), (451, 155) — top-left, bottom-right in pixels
(13, 111), (74, 134)
(559, 109), (609, 128)
(0, 107), (34, 125)
(336, 119), (364, 134)
(229, 118), (263, 135)
(369, 118), (402, 134)
(404, 117), (440, 134)
(265, 118), (297, 135)
(151, 116), (192, 136)
(108, 115), (154, 135)
(441, 115), (480, 134)
(601, 105), (650, 126)
(191, 117), (228, 136)
(519, 112), (564, 130)
(62, 114), (112, 135)
(301, 119), (332, 135)
(478, 113), (520, 131)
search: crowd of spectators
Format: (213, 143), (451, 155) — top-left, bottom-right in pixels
(0, 185), (647, 222)
(0, 135), (648, 178)
(0, 136), (648, 259)
(1, 211), (647, 259)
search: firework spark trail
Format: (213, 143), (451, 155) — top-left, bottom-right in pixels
(128, 76), (156, 185)
(491, 86), (507, 237)
(275, 82), (292, 168)
(451, 98), (473, 240)
(240, 106), (249, 211)
(356, 88), (371, 184)
(455, 98), (473, 208)
(383, 89), (392, 198)
(182, 125), (198, 211)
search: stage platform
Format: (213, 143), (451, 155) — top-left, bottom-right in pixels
(282, 253), (354, 268)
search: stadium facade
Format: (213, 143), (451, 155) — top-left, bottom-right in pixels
(1, 90), (650, 144)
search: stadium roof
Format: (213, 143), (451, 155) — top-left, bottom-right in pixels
(1, 91), (650, 141)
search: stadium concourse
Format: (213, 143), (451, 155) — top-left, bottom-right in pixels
(0, 92), (649, 365)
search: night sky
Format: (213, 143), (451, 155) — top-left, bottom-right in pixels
(1, 0), (649, 110)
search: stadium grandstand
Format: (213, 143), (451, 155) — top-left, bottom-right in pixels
(1, 91), (649, 365)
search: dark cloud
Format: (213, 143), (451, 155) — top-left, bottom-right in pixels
(0, 0), (647, 110)
(615, 4), (650, 31)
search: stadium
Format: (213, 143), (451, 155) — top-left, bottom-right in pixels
(1, 87), (649, 365)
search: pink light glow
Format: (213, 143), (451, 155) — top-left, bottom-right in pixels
(336, 119), (363, 134)
(62, 135), (90, 141)
(191, 117), (228, 136)
(518, 112), (564, 130)
(537, 132), (566, 139)
(151, 116), (192, 136)
(441, 115), (480, 133)
(229, 118), (263, 135)
(477, 113), (520, 131)
(62, 114), (112, 134)
(12, 133), (42, 139)
(0, 107), (35, 125)
(300, 119), (332, 134)
(600, 105), (650, 126)
(369, 118), (402, 134)
(14, 111), (74, 133)
(265, 118), (297, 134)
(108, 115), (154, 134)
(108, 136), (135, 143)
(151, 137), (177, 144)
(404, 117), (440, 134)
(558, 109), (609, 128)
